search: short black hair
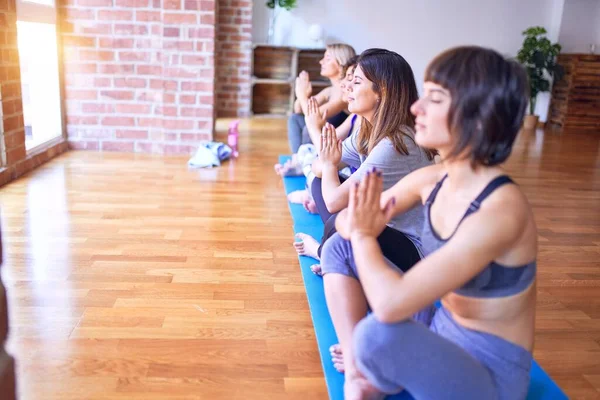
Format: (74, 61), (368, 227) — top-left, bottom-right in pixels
(425, 46), (529, 166)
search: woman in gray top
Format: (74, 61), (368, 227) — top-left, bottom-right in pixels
(295, 49), (435, 269)
(293, 48), (437, 375)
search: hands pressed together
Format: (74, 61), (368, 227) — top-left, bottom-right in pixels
(337, 169), (395, 241)
(318, 122), (342, 166)
(295, 70), (312, 100)
(306, 97), (327, 134)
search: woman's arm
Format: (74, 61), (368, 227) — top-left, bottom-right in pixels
(333, 113), (355, 141)
(314, 85), (346, 119)
(318, 97), (346, 120)
(379, 164), (443, 218)
(336, 165), (439, 238)
(295, 70), (331, 114)
(306, 99), (354, 151)
(325, 138), (436, 214)
(311, 158), (323, 178)
(294, 71), (313, 114)
(311, 158), (348, 179)
(299, 87), (334, 115)
(321, 162), (352, 212)
(293, 98), (303, 114)
(304, 97), (328, 148)
(312, 86), (330, 106)
(297, 81), (345, 118)
(319, 123), (357, 213)
(350, 175), (529, 323)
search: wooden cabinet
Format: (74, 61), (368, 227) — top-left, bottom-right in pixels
(251, 45), (327, 116)
(548, 54), (600, 132)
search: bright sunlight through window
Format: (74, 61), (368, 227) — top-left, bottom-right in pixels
(16, 21), (62, 151)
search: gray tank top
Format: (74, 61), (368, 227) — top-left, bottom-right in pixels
(341, 127), (433, 254)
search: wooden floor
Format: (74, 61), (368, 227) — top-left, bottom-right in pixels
(0, 119), (599, 400)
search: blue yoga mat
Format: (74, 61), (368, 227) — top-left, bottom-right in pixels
(279, 155), (567, 400)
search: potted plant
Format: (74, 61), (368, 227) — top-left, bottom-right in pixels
(266, 0), (297, 44)
(266, 0), (296, 9)
(516, 26), (563, 130)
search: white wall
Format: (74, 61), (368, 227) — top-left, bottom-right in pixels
(558, 0), (600, 53)
(253, 0), (567, 121)
(597, 4), (600, 47)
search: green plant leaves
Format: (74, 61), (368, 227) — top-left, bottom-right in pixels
(266, 0), (297, 10)
(516, 26), (562, 114)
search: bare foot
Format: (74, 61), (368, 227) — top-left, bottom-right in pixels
(273, 161), (289, 176)
(344, 373), (385, 400)
(274, 155), (297, 174)
(330, 344), (344, 372)
(310, 264), (323, 277)
(303, 198), (318, 214)
(287, 189), (308, 204)
(276, 158), (303, 177)
(293, 233), (321, 260)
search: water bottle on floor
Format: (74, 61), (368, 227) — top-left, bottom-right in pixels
(228, 120), (240, 158)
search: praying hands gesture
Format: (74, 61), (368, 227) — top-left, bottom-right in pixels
(295, 70), (312, 101)
(306, 97), (327, 135)
(319, 122), (342, 167)
(339, 169), (395, 241)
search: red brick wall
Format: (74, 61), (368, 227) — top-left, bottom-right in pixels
(59, 0), (217, 154)
(215, 0), (252, 118)
(0, 0), (26, 167)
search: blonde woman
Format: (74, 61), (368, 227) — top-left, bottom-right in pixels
(281, 43), (356, 161)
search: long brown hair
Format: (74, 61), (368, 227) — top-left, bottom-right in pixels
(356, 49), (436, 160)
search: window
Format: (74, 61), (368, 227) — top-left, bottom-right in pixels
(16, 0), (63, 151)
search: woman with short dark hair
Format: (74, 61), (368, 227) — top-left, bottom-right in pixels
(335, 46), (535, 400)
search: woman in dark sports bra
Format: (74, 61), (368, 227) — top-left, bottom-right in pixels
(332, 46), (537, 400)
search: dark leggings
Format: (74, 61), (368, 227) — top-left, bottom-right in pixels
(310, 177), (421, 271)
(311, 176), (340, 224)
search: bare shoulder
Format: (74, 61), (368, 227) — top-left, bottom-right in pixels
(327, 87), (345, 103)
(317, 86), (333, 100)
(482, 181), (532, 224)
(477, 180), (537, 249)
(442, 181), (536, 269)
(413, 164), (447, 203)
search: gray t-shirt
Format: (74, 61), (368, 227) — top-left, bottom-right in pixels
(341, 127), (432, 253)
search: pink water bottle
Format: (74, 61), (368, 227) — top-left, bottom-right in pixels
(228, 120), (240, 158)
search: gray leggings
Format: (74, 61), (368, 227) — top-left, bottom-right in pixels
(320, 232), (436, 324)
(320, 233), (532, 399)
(353, 307), (532, 400)
(287, 113), (311, 153)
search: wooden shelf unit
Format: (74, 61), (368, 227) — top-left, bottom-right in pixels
(251, 45), (328, 116)
(548, 54), (600, 132)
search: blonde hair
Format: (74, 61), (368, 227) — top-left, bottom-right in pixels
(326, 43), (356, 76)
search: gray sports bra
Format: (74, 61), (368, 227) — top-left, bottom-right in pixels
(420, 174), (536, 298)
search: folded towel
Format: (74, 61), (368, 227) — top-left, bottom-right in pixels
(188, 141), (232, 168)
